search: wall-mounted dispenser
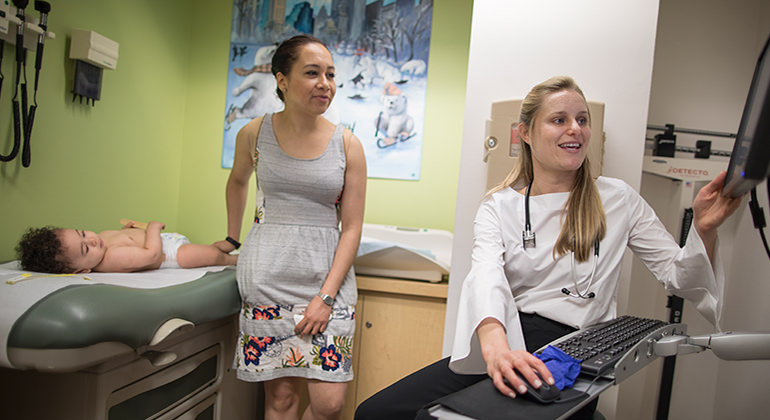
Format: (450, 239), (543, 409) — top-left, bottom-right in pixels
(69, 29), (119, 105)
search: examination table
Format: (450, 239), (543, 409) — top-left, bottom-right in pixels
(0, 263), (260, 420)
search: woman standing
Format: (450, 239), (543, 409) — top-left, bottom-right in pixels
(221, 34), (366, 420)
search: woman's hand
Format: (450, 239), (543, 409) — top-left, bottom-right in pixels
(693, 171), (744, 235)
(213, 240), (237, 253)
(486, 345), (552, 398)
(477, 318), (554, 398)
(693, 171), (744, 260)
(294, 295), (332, 336)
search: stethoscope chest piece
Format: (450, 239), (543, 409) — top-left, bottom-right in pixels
(522, 230), (536, 249)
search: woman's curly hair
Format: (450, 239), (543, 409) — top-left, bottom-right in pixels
(16, 226), (73, 273)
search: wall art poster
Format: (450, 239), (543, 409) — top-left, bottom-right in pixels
(222, 0), (433, 180)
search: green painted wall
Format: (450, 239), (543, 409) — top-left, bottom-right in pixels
(0, 1), (192, 261)
(0, 0), (472, 262)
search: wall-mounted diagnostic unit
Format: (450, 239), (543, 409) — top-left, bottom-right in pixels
(0, 0), (55, 168)
(69, 29), (119, 105)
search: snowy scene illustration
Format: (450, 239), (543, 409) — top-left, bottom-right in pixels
(222, 0), (433, 180)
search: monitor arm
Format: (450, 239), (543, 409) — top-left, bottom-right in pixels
(654, 331), (770, 360)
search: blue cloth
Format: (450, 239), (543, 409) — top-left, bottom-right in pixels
(535, 345), (582, 390)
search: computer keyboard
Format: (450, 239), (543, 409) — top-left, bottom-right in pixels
(545, 315), (668, 377)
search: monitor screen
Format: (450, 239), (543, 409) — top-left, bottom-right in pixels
(723, 34), (770, 198)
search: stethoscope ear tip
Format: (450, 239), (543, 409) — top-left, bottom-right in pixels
(562, 287), (596, 299)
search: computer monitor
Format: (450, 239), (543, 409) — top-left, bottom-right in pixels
(723, 34), (770, 198)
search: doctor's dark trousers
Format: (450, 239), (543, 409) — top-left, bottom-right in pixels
(354, 312), (598, 420)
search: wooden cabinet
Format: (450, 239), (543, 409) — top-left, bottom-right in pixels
(340, 276), (449, 420)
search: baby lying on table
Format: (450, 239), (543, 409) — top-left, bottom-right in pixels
(16, 220), (237, 273)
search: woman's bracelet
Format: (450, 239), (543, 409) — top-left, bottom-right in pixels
(225, 236), (241, 250)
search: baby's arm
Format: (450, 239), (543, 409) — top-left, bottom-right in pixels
(97, 221), (165, 272)
(120, 219), (148, 230)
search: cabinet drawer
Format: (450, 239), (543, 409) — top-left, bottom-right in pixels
(107, 345), (220, 420)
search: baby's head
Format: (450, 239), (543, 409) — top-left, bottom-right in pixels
(17, 227), (106, 273)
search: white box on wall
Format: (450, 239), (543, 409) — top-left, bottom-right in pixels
(69, 29), (119, 70)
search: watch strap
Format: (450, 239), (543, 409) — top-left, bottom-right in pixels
(317, 292), (334, 306)
(225, 236), (241, 250)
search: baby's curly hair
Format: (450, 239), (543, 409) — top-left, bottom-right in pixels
(16, 226), (74, 274)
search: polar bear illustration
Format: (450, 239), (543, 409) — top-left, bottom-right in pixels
(226, 44), (283, 126)
(400, 59), (427, 77)
(375, 83), (415, 148)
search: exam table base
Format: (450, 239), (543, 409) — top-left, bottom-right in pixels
(0, 315), (261, 420)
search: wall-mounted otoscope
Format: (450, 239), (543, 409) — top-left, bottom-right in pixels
(0, 0), (52, 167)
(33, 1), (49, 87)
(0, 10), (5, 100)
(0, 0), (28, 164)
(22, 0), (51, 167)
(12, 0), (26, 164)
(13, 0), (27, 66)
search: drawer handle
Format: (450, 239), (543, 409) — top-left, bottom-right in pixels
(365, 322), (372, 328)
(142, 350), (178, 367)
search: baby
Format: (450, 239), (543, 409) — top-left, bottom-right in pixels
(16, 220), (237, 273)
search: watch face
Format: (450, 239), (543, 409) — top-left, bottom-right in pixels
(319, 293), (334, 306)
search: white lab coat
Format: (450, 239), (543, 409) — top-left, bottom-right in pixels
(449, 177), (724, 374)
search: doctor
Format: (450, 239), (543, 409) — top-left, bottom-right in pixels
(355, 76), (742, 420)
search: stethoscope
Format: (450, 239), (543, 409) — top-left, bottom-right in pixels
(522, 180), (600, 299)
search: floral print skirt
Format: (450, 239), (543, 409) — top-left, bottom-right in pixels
(233, 302), (355, 383)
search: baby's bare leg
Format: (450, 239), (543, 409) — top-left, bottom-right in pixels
(176, 244), (237, 268)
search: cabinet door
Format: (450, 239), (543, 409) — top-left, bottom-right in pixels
(354, 292), (447, 406)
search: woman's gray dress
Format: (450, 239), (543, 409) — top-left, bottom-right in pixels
(234, 114), (356, 383)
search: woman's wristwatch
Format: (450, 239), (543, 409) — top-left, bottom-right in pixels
(317, 292), (334, 306)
